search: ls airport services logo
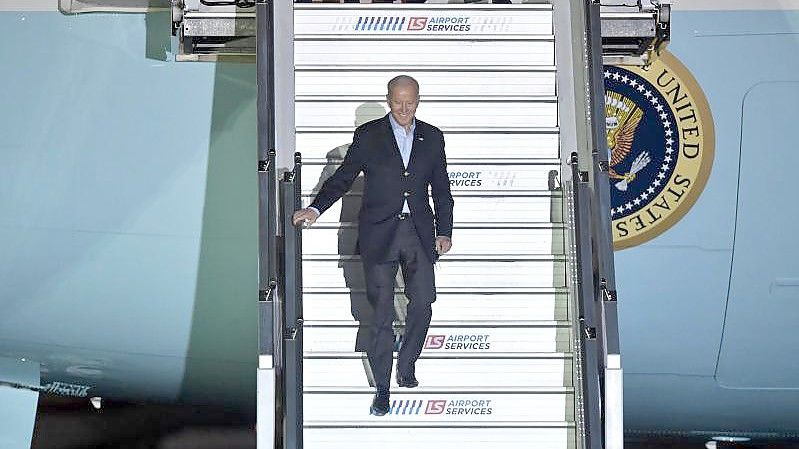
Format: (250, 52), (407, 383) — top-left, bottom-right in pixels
(354, 16), (472, 33)
(347, 14), (525, 34)
(424, 334), (491, 350)
(388, 399), (493, 416)
(604, 51), (714, 250)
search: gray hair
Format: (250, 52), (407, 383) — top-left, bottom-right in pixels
(387, 75), (420, 98)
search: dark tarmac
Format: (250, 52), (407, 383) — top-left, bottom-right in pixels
(32, 396), (254, 449)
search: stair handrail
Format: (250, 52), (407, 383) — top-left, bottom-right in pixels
(278, 152), (304, 449)
(567, 152), (604, 449)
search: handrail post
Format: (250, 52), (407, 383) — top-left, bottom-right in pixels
(260, 150), (278, 356)
(279, 152), (303, 449)
(569, 153), (604, 449)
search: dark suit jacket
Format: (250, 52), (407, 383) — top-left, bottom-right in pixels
(310, 114), (454, 264)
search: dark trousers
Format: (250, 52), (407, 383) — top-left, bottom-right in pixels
(363, 218), (435, 391)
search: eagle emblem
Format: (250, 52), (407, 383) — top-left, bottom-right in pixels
(605, 92), (651, 191)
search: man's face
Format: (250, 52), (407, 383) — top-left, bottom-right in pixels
(387, 83), (419, 129)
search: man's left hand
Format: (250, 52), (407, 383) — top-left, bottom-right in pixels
(436, 236), (452, 255)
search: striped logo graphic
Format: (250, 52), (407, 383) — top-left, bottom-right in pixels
(388, 399), (424, 415)
(354, 16), (408, 32)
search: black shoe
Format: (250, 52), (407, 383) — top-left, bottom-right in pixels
(369, 389), (390, 416)
(396, 372), (419, 388)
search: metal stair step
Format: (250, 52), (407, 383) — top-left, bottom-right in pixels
(297, 130), (558, 161)
(303, 161), (561, 194)
(303, 355), (573, 388)
(304, 426), (574, 449)
(303, 387), (573, 424)
(305, 386), (573, 393)
(295, 70), (555, 98)
(303, 287), (569, 294)
(302, 290), (569, 322)
(294, 4), (553, 39)
(310, 222), (565, 229)
(296, 65), (559, 74)
(297, 100), (556, 134)
(302, 225), (564, 257)
(303, 321), (571, 354)
(302, 258), (566, 290)
(296, 40), (554, 68)
(296, 94), (557, 102)
(305, 352), (573, 359)
(295, 35), (555, 42)
(304, 255), (565, 261)
(296, 125), (560, 133)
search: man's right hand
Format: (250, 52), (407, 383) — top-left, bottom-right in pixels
(292, 207), (320, 227)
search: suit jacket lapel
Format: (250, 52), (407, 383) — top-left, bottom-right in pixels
(383, 115), (405, 168)
(408, 125), (424, 173)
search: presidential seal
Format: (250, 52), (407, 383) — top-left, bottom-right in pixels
(604, 51), (714, 250)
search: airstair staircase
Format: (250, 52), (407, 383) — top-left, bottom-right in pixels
(294, 3), (573, 448)
(254, 1), (654, 448)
